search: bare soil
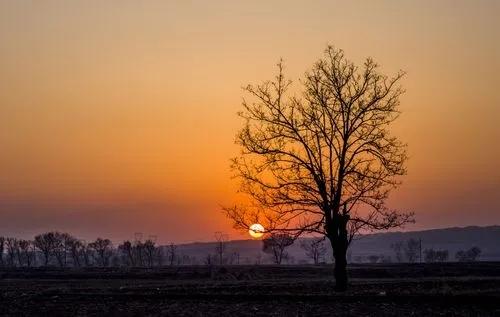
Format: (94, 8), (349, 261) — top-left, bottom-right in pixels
(1, 263), (499, 316)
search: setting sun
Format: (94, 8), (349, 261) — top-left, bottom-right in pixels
(248, 223), (265, 239)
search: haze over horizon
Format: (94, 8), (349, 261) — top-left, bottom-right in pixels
(1, 1), (499, 244)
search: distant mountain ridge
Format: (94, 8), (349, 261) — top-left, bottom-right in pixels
(170, 225), (500, 264)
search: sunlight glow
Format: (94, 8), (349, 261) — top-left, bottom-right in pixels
(249, 223), (265, 239)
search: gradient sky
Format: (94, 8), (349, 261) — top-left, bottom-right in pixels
(1, 1), (499, 243)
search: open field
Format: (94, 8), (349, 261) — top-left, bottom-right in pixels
(1, 263), (499, 316)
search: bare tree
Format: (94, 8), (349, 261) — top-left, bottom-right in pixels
(167, 243), (177, 266)
(18, 239), (35, 267)
(404, 238), (420, 263)
(5, 238), (18, 267)
(80, 240), (92, 267)
(300, 238), (327, 265)
(438, 250), (449, 262)
(53, 232), (75, 267)
(34, 232), (57, 266)
(89, 238), (113, 267)
(143, 239), (156, 267)
(262, 233), (295, 264)
(155, 247), (164, 266)
(0, 237), (4, 267)
(134, 241), (145, 267)
(214, 232), (228, 265)
(390, 241), (404, 263)
(204, 253), (215, 266)
(118, 240), (136, 266)
(66, 237), (83, 267)
(228, 251), (240, 265)
(424, 249), (449, 263)
(224, 46), (412, 291)
(62, 233), (78, 267)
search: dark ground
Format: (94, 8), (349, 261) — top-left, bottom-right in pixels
(1, 263), (499, 316)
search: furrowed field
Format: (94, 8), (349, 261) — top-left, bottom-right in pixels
(1, 263), (499, 316)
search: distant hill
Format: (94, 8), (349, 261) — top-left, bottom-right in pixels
(168, 226), (500, 264)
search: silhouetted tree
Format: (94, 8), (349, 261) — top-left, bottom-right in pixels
(118, 241), (135, 266)
(89, 238), (113, 267)
(390, 241), (404, 263)
(456, 247), (481, 262)
(155, 246), (164, 266)
(438, 250), (449, 262)
(34, 232), (58, 266)
(143, 239), (156, 267)
(228, 251), (240, 265)
(404, 238), (420, 263)
(204, 253), (215, 266)
(18, 239), (35, 267)
(53, 232), (75, 267)
(64, 237), (83, 267)
(300, 238), (327, 265)
(0, 237), (5, 267)
(263, 233), (295, 264)
(53, 235), (65, 267)
(424, 248), (449, 263)
(225, 46), (411, 290)
(81, 241), (92, 267)
(167, 243), (177, 266)
(5, 238), (18, 267)
(133, 241), (145, 267)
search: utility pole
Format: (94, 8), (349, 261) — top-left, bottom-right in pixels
(419, 238), (422, 263)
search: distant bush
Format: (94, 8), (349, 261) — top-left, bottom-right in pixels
(423, 249), (449, 262)
(455, 247), (481, 262)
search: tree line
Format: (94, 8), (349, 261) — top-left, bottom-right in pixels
(388, 238), (482, 263)
(262, 234), (483, 264)
(0, 232), (484, 268)
(0, 232), (181, 268)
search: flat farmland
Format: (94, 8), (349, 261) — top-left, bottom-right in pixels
(1, 263), (499, 316)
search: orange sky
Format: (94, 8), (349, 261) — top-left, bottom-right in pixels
(1, 1), (499, 243)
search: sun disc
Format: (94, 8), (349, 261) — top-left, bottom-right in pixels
(249, 223), (265, 238)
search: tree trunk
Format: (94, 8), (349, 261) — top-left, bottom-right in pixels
(333, 244), (348, 292)
(328, 213), (349, 292)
